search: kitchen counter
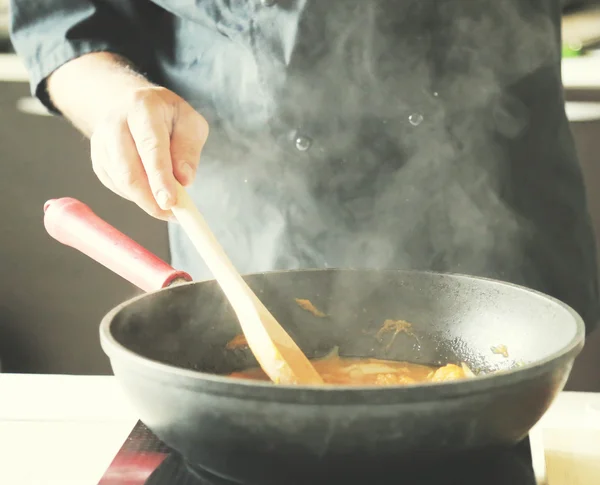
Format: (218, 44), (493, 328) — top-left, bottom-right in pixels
(0, 374), (138, 485)
(0, 374), (598, 485)
(0, 53), (27, 82)
(529, 391), (600, 485)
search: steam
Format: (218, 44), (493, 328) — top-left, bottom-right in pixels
(168, 0), (559, 288)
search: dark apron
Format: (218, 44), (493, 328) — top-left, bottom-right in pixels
(158, 0), (599, 330)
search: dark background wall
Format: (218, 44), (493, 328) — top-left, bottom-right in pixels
(564, 89), (600, 392)
(0, 80), (169, 374)
(1, 79), (599, 389)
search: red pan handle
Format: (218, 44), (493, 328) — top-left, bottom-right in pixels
(43, 198), (192, 292)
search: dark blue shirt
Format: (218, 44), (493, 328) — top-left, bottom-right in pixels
(10, 0), (600, 331)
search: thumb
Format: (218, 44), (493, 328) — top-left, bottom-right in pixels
(170, 104), (209, 187)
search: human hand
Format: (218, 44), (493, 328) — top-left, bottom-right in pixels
(90, 86), (209, 220)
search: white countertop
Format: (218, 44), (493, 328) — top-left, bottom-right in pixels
(0, 53), (27, 82)
(0, 374), (139, 485)
(1, 374), (599, 485)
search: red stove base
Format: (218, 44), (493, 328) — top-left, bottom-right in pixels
(98, 422), (170, 485)
(98, 421), (539, 485)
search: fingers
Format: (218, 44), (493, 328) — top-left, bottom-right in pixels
(104, 121), (172, 220)
(170, 104), (209, 187)
(127, 91), (177, 210)
(91, 129), (129, 200)
(89, 86), (209, 221)
(91, 121), (171, 220)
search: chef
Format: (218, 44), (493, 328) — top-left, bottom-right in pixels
(10, 0), (600, 333)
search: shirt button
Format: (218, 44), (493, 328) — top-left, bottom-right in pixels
(261, 0), (277, 6)
(295, 135), (312, 152)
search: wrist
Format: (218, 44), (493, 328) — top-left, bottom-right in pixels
(47, 52), (155, 136)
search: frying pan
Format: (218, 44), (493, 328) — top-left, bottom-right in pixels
(43, 198), (585, 484)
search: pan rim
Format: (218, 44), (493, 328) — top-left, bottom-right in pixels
(99, 269), (585, 401)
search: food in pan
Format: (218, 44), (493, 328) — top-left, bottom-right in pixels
(225, 317), (418, 354)
(225, 334), (248, 350)
(295, 298), (327, 317)
(491, 344), (509, 358)
(228, 300), (473, 386)
(376, 319), (416, 349)
(230, 347), (474, 386)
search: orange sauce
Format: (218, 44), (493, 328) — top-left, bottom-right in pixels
(230, 350), (471, 386)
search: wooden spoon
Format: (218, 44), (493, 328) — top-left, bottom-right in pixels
(171, 183), (324, 385)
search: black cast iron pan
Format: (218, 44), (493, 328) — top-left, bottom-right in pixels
(43, 197), (584, 484)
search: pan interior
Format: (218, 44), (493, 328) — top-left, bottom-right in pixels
(109, 270), (582, 377)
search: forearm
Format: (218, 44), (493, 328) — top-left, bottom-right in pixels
(47, 52), (155, 137)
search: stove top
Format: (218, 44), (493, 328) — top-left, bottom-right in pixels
(98, 421), (538, 485)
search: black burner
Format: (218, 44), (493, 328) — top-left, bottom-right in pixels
(145, 455), (205, 485)
(99, 421), (538, 485)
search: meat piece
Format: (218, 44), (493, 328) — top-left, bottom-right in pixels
(430, 364), (467, 382)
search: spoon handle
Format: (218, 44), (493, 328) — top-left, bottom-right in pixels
(171, 184), (323, 385)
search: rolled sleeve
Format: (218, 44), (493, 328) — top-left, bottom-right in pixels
(9, 0), (147, 113)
